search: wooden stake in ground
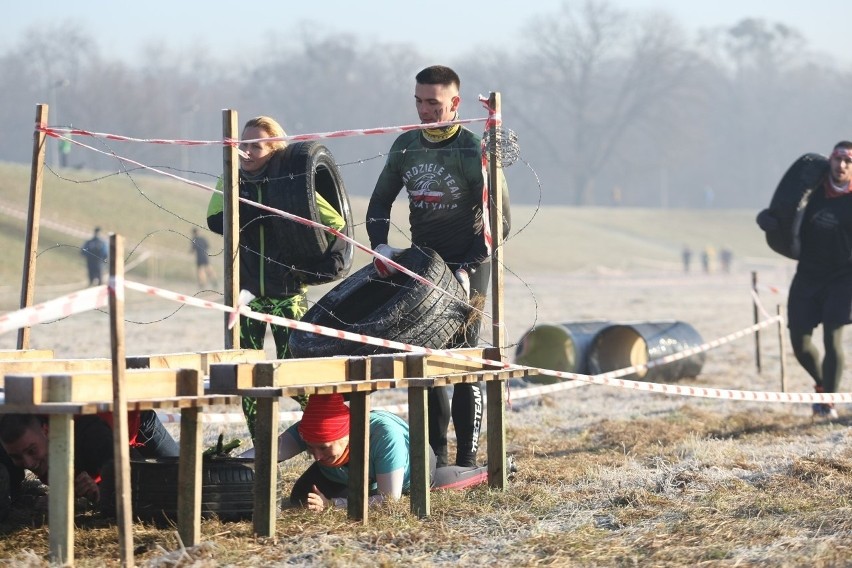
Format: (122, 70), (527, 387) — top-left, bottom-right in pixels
(752, 271), (762, 374)
(486, 91), (508, 490)
(18, 104), (48, 350)
(222, 109), (240, 349)
(108, 234), (135, 567)
(777, 305), (787, 393)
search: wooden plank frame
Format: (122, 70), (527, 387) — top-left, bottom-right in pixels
(0, 369), (226, 566)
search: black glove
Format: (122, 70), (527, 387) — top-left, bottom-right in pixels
(283, 269), (303, 292)
(756, 209), (779, 232)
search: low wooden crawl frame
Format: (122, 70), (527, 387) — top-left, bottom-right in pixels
(0, 347), (528, 565)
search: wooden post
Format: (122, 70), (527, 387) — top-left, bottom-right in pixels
(253, 365), (279, 537)
(486, 92), (508, 490)
(108, 234), (134, 567)
(222, 109), (240, 349)
(777, 305), (787, 393)
(176, 369), (203, 546)
(406, 355), (430, 518)
(47, 372), (74, 566)
(752, 271), (762, 374)
(348, 358), (371, 523)
(18, 104), (49, 350)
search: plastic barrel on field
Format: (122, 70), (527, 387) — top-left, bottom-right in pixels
(586, 321), (705, 382)
(514, 321), (611, 384)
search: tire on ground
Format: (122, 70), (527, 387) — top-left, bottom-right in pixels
(765, 153), (828, 259)
(277, 141), (355, 282)
(288, 247), (471, 357)
(101, 457), (255, 525)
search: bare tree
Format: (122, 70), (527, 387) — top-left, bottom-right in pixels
(520, 0), (700, 205)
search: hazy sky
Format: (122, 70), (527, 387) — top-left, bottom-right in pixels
(2, 0), (849, 64)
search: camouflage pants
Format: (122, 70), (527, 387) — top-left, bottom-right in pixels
(239, 294), (308, 440)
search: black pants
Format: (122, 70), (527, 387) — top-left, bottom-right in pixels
(429, 261), (490, 468)
(132, 410), (179, 458)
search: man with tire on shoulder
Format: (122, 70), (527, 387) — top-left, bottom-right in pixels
(207, 116), (348, 440)
(756, 140), (852, 419)
(0, 410), (178, 512)
(366, 65), (511, 468)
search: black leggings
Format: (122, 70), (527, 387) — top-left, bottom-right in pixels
(429, 262), (490, 468)
(789, 324), (846, 393)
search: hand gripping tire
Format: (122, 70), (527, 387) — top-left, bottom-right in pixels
(765, 153), (828, 259)
(100, 457), (255, 524)
(288, 247), (472, 357)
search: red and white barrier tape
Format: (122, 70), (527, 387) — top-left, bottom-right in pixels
(0, 285), (108, 335)
(37, 117), (486, 149)
(756, 282), (786, 295)
(156, 402), (410, 425)
(478, 96), (500, 254)
(56, 134), (487, 321)
(3, 280), (848, 407)
(121, 280), (851, 405)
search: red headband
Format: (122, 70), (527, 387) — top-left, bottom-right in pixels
(831, 148), (852, 159)
(298, 394), (350, 444)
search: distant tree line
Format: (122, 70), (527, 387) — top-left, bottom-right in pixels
(2, 0), (851, 208)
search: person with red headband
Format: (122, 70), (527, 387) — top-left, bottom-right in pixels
(757, 140), (852, 418)
(365, 64), (511, 471)
(267, 393), (490, 511)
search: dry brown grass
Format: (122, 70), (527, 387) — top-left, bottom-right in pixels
(2, 402), (852, 567)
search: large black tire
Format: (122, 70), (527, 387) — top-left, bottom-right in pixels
(101, 457), (255, 525)
(276, 141), (355, 283)
(260, 142), (355, 284)
(288, 247), (471, 357)
(765, 153), (828, 259)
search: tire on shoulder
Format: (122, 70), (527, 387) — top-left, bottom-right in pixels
(279, 141), (355, 282)
(288, 247), (472, 358)
(765, 153), (828, 259)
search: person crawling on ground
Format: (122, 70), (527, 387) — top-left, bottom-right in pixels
(0, 410), (178, 509)
(242, 393), (490, 512)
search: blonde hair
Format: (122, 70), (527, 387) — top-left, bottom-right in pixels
(243, 116), (287, 150)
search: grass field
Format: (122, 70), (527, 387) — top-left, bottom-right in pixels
(0, 161), (782, 294)
(5, 160), (849, 567)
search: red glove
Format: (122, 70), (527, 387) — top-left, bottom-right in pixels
(373, 244), (404, 278)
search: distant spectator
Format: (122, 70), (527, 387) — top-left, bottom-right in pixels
(719, 248), (733, 273)
(701, 245), (716, 274)
(681, 246), (692, 273)
(190, 227), (217, 288)
(81, 227), (108, 285)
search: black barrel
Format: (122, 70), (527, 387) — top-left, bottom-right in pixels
(514, 321), (611, 384)
(587, 321), (705, 382)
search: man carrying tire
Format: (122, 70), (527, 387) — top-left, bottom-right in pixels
(207, 116), (349, 439)
(366, 65), (511, 467)
(756, 141), (852, 419)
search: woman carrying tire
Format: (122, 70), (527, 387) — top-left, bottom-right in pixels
(207, 116), (351, 439)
